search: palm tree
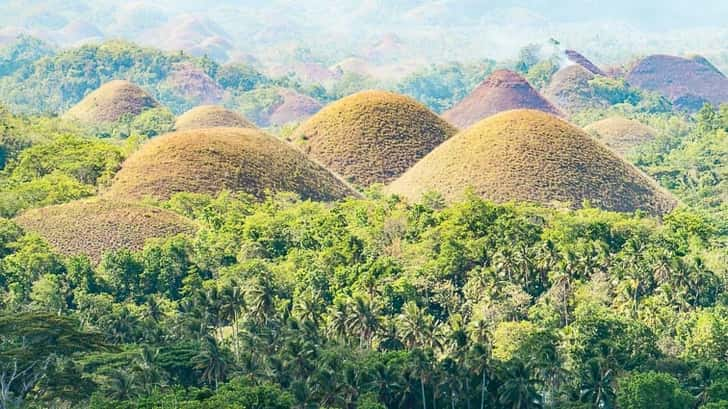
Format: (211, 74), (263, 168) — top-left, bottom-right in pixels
(133, 346), (167, 395)
(466, 342), (492, 409)
(246, 273), (276, 325)
(579, 359), (615, 409)
(498, 359), (543, 409)
(218, 282), (245, 360)
(326, 300), (349, 344)
(398, 302), (437, 350)
(345, 296), (380, 348)
(106, 369), (139, 401)
(193, 335), (230, 389)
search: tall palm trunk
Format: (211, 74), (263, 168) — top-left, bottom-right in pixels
(480, 370), (487, 409)
(421, 376), (427, 409)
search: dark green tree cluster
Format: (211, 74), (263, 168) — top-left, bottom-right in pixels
(0, 190), (725, 408)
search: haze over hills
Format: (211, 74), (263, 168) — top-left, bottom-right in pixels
(3, 0), (728, 75)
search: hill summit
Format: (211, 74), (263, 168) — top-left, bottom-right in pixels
(388, 110), (676, 215)
(64, 80), (160, 124)
(175, 105), (256, 131)
(626, 54), (728, 111)
(15, 199), (195, 262)
(442, 70), (562, 128)
(106, 127), (357, 202)
(584, 117), (657, 156)
(291, 90), (457, 186)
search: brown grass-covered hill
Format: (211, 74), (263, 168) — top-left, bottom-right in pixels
(164, 62), (224, 105)
(64, 80), (160, 124)
(264, 89), (323, 127)
(291, 90), (457, 186)
(442, 70), (563, 128)
(584, 117), (657, 156)
(544, 65), (609, 115)
(388, 110), (676, 215)
(15, 199), (195, 262)
(626, 54), (728, 111)
(105, 127), (357, 201)
(175, 105), (256, 131)
(565, 50), (606, 76)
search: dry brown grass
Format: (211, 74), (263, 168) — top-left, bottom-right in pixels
(291, 90), (457, 186)
(584, 117), (657, 156)
(544, 65), (609, 115)
(175, 105), (256, 131)
(443, 70), (563, 128)
(388, 110), (677, 215)
(14, 198), (195, 262)
(105, 127), (357, 201)
(626, 54), (728, 111)
(64, 80), (160, 124)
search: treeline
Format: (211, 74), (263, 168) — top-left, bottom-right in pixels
(0, 191), (726, 408)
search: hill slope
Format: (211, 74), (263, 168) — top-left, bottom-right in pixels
(15, 199), (195, 262)
(291, 90), (457, 186)
(388, 110), (676, 215)
(106, 127), (357, 201)
(442, 70), (562, 128)
(544, 65), (609, 114)
(175, 105), (255, 131)
(626, 55), (728, 111)
(584, 116), (657, 156)
(64, 80), (160, 124)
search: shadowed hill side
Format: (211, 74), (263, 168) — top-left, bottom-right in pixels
(64, 80), (160, 124)
(291, 90), (457, 186)
(626, 54), (728, 111)
(584, 117), (657, 156)
(388, 110), (676, 215)
(15, 199), (195, 262)
(442, 70), (562, 128)
(105, 127), (357, 202)
(174, 105), (256, 131)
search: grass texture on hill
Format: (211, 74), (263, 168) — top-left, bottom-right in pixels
(388, 110), (677, 215)
(14, 198), (195, 262)
(105, 127), (357, 201)
(174, 105), (256, 131)
(544, 65), (608, 114)
(585, 116), (657, 156)
(64, 80), (160, 124)
(442, 69), (563, 128)
(291, 90), (457, 187)
(626, 55), (728, 111)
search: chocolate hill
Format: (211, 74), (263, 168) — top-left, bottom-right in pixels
(626, 54), (728, 111)
(442, 70), (562, 128)
(264, 89), (323, 127)
(565, 50), (605, 76)
(15, 199), (195, 262)
(64, 80), (160, 124)
(388, 110), (676, 215)
(175, 105), (256, 131)
(544, 65), (609, 114)
(291, 90), (457, 186)
(105, 127), (357, 201)
(585, 117), (657, 156)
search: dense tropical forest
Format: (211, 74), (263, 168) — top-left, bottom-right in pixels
(0, 21), (726, 409)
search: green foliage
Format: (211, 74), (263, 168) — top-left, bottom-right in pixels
(396, 60), (495, 112)
(588, 76), (641, 105)
(616, 371), (693, 409)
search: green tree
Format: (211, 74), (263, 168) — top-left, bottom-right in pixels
(616, 371), (693, 409)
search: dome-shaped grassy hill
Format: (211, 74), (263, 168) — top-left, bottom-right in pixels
(15, 199), (195, 262)
(585, 117), (657, 156)
(291, 90), (457, 186)
(544, 65), (609, 114)
(442, 70), (562, 128)
(105, 127), (357, 201)
(175, 105), (255, 131)
(388, 110), (676, 215)
(564, 50), (605, 76)
(64, 80), (160, 124)
(626, 54), (728, 112)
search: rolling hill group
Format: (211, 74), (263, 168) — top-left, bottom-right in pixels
(0, 34), (726, 409)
